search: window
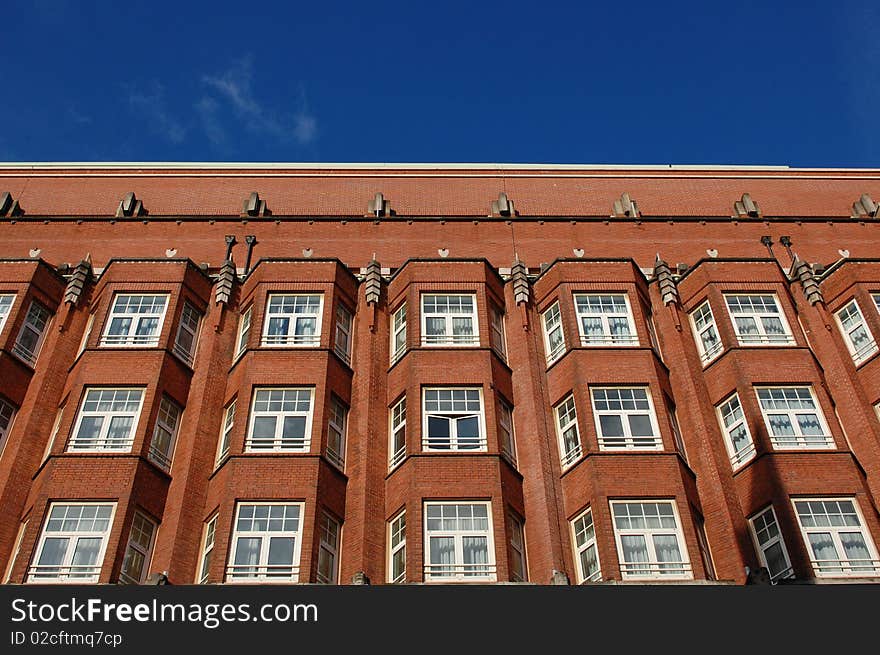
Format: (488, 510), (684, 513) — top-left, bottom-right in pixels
(100, 294), (168, 347)
(574, 293), (638, 346)
(149, 396), (182, 470)
(724, 294), (794, 346)
(216, 400), (236, 464)
(874, 293), (880, 316)
(834, 299), (877, 364)
(695, 516), (716, 581)
(668, 405), (687, 462)
(420, 294), (478, 346)
(234, 305), (252, 360)
(423, 502), (496, 581)
(498, 398), (516, 466)
(388, 511), (406, 583)
(716, 393), (756, 468)
(119, 512), (157, 584)
(755, 386), (834, 449)
(326, 396), (348, 469)
(3, 520), (27, 583)
(68, 388), (145, 452)
(555, 394), (581, 468)
(390, 303), (407, 364)
(422, 388), (485, 451)
(0, 293), (14, 334)
(13, 300), (51, 365)
(490, 305), (506, 359)
(227, 503), (304, 582)
(690, 300), (722, 364)
(748, 506), (793, 582)
(316, 512), (341, 584)
(793, 498), (879, 577)
(389, 397), (406, 469)
(76, 313), (95, 359)
(541, 301), (565, 364)
(197, 515), (217, 584)
(0, 396), (17, 456)
(173, 301), (202, 366)
(334, 304), (353, 365)
(571, 507), (601, 583)
(42, 406), (64, 464)
(29, 503), (115, 582)
(508, 513), (527, 582)
(245, 388), (313, 452)
(610, 500), (692, 579)
(262, 294), (322, 346)
(591, 387), (662, 450)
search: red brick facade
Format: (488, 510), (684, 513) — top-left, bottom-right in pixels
(0, 163), (879, 585)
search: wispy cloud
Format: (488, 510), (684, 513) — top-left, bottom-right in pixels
(195, 97), (226, 147)
(67, 108), (92, 126)
(127, 81), (187, 144)
(200, 55), (318, 146)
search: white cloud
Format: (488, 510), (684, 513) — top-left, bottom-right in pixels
(128, 82), (187, 144)
(200, 55), (318, 146)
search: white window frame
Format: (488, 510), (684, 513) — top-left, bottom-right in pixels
(571, 507), (602, 583)
(724, 293), (795, 346)
(216, 400), (236, 464)
(388, 510), (406, 583)
(226, 502), (304, 583)
(173, 301), (202, 366)
(590, 387), (663, 451)
(261, 293), (323, 347)
(689, 300), (723, 364)
(390, 303), (407, 364)
(13, 299), (52, 366)
(423, 501), (496, 582)
(834, 299), (878, 365)
(508, 512), (527, 582)
(0, 396), (17, 458)
(148, 395), (182, 471)
(541, 301), (565, 365)
(422, 387), (486, 451)
(389, 397), (407, 469)
(316, 512), (341, 584)
(76, 312), (96, 359)
(334, 303), (353, 365)
(498, 398), (516, 466)
(716, 392), (756, 469)
(420, 294), (479, 346)
(119, 511), (158, 584)
(610, 500), (693, 580)
(0, 293), (15, 335)
(792, 497), (880, 578)
(68, 387), (145, 452)
(490, 304), (507, 359)
(573, 293), (639, 346)
(100, 293), (169, 347)
(245, 387), (314, 452)
(28, 502), (116, 583)
(755, 386), (834, 450)
(555, 394), (582, 468)
(234, 305), (253, 360)
(326, 396), (348, 470)
(748, 505), (794, 582)
(196, 514), (218, 584)
(3, 519), (28, 583)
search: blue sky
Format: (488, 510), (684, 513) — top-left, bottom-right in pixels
(2, 0), (878, 166)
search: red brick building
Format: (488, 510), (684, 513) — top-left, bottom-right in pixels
(1, 162), (879, 586)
